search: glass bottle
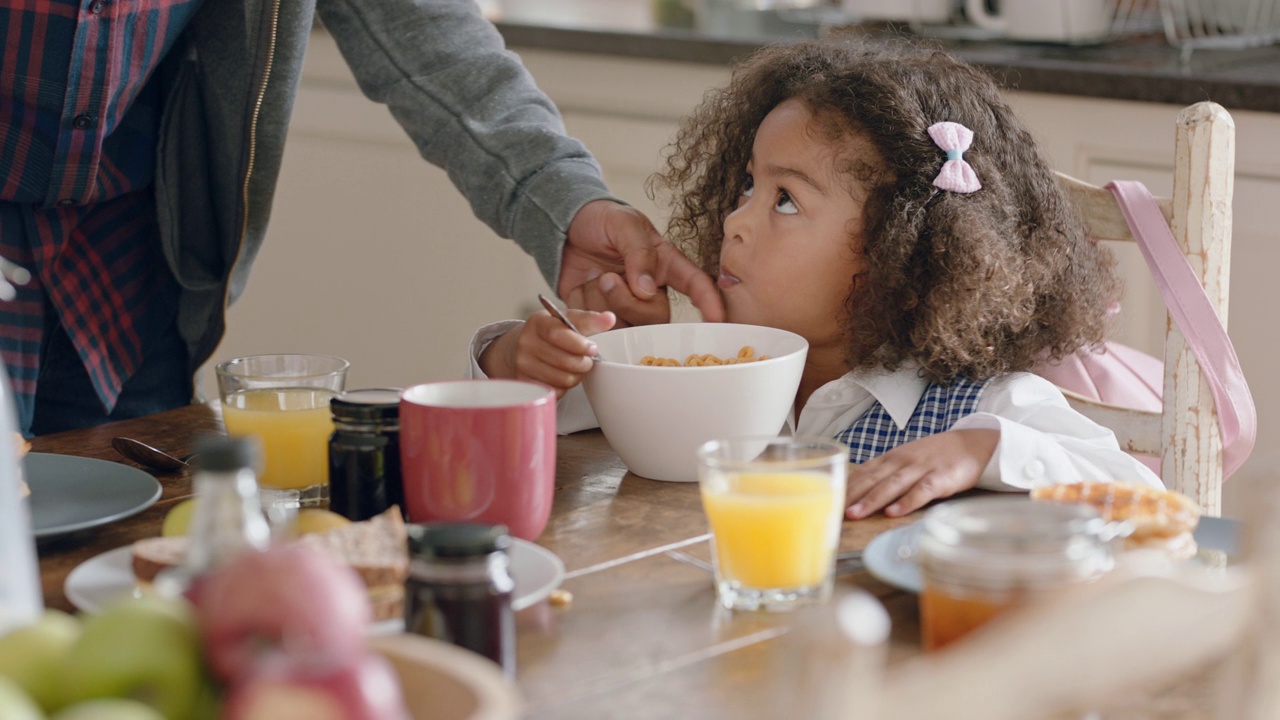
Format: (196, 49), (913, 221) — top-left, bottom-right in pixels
(917, 496), (1115, 651)
(155, 435), (272, 599)
(0, 366), (39, 635)
(404, 523), (515, 678)
(328, 388), (403, 521)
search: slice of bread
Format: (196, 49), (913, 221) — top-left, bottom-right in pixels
(130, 505), (410, 620)
(15, 432), (29, 498)
(295, 505), (409, 588)
(132, 535), (189, 584)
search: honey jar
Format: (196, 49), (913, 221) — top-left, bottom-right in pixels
(917, 496), (1114, 651)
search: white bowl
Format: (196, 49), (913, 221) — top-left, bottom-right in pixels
(582, 323), (808, 482)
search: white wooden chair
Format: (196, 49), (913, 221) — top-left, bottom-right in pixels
(1052, 101), (1235, 515)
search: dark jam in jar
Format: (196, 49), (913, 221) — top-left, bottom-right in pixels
(405, 523), (516, 677)
(328, 388), (403, 521)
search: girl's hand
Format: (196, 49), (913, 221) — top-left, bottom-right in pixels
(479, 309), (616, 398)
(843, 429), (1000, 519)
(564, 271), (671, 328)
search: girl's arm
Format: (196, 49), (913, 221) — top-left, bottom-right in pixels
(953, 373), (1164, 491)
(844, 372), (1163, 519)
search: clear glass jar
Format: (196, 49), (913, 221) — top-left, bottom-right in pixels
(918, 496), (1115, 651)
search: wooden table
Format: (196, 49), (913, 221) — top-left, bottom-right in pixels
(33, 403), (922, 718)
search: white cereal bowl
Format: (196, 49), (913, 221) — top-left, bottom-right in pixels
(582, 323), (808, 482)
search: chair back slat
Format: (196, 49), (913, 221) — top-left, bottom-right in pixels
(1060, 391), (1162, 455)
(1059, 172), (1173, 243)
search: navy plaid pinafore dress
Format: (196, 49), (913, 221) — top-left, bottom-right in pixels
(835, 377), (993, 463)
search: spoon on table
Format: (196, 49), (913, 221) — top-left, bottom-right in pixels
(112, 437), (194, 473)
(537, 294), (604, 362)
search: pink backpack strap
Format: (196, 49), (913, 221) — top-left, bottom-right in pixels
(1107, 180), (1257, 479)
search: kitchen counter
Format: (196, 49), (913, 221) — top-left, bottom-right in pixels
(486, 1), (1280, 113)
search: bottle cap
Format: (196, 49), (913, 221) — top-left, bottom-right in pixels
(331, 388), (402, 423)
(407, 522), (511, 559)
(194, 435), (261, 473)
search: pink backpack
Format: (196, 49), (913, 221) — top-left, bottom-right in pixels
(1032, 181), (1256, 479)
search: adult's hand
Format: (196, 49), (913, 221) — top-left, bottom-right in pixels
(564, 271), (670, 329)
(560, 199), (724, 322)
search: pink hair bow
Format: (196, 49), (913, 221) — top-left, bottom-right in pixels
(928, 121), (981, 194)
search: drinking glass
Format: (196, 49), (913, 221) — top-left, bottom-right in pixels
(215, 354), (349, 507)
(697, 436), (846, 611)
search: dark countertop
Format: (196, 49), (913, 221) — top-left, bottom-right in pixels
(490, 4), (1280, 113)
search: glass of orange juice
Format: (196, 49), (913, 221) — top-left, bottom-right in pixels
(697, 436), (846, 611)
(215, 354), (349, 508)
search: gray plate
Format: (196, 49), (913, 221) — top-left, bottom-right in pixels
(864, 515), (1241, 594)
(26, 453), (162, 539)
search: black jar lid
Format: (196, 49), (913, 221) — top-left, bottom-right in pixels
(407, 522), (511, 560)
(331, 387), (402, 422)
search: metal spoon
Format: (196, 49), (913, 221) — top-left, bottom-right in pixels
(537, 293), (604, 362)
(112, 437), (194, 473)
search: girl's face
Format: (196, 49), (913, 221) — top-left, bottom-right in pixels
(718, 98), (869, 352)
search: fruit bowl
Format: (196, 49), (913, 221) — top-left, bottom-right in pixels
(370, 634), (521, 720)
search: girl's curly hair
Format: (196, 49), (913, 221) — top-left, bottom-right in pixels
(650, 41), (1120, 384)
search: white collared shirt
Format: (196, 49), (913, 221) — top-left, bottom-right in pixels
(466, 321), (1164, 492)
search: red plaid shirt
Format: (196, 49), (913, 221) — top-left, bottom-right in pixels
(0, 0), (202, 429)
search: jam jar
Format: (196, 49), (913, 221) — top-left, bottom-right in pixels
(328, 388), (403, 521)
(918, 496), (1115, 651)
(404, 522), (516, 677)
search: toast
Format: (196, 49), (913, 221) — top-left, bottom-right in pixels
(296, 505), (409, 621)
(1031, 482), (1201, 560)
(131, 505), (410, 620)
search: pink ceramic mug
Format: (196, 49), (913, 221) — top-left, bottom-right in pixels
(399, 380), (556, 541)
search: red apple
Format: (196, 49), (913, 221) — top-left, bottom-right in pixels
(193, 545), (371, 683)
(222, 650), (409, 720)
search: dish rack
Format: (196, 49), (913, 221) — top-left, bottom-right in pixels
(1156, 0), (1280, 54)
(907, 0), (1280, 54)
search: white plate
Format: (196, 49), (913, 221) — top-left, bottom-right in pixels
(65, 538), (566, 620)
(863, 515), (1242, 594)
(26, 453), (163, 538)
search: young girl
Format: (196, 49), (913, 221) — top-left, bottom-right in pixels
(470, 40), (1161, 519)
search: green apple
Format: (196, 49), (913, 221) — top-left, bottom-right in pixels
(0, 676), (44, 720)
(62, 596), (207, 720)
(51, 698), (163, 720)
(0, 608), (80, 711)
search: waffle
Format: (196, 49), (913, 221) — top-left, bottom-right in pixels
(1031, 481), (1201, 559)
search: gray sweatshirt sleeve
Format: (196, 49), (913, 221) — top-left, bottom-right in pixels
(315, 0), (617, 286)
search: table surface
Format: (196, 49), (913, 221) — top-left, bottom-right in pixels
(32, 403), (921, 717)
(32, 403), (1215, 718)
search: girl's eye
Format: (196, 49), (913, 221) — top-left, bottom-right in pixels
(741, 176), (754, 198)
(775, 189), (798, 215)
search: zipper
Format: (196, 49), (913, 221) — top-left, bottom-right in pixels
(231, 0), (282, 289)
